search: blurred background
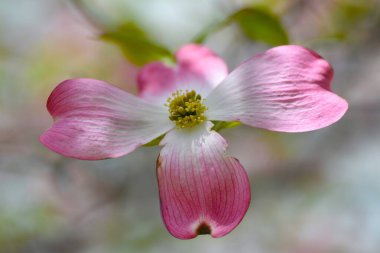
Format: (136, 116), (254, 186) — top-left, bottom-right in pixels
(1, 0), (380, 252)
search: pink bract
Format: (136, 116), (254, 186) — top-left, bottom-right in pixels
(40, 78), (172, 160)
(205, 45), (348, 132)
(41, 44), (348, 239)
(157, 122), (250, 238)
(137, 44), (228, 103)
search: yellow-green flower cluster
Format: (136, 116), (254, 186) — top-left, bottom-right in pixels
(166, 90), (207, 129)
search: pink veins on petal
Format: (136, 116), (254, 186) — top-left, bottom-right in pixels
(157, 122), (250, 239)
(40, 44), (348, 239)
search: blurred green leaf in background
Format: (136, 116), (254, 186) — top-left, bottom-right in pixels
(230, 8), (289, 46)
(194, 7), (289, 46)
(101, 22), (175, 66)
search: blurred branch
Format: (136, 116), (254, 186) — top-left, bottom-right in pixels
(193, 20), (228, 43)
(67, 0), (111, 31)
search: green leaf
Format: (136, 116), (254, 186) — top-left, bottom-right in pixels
(211, 121), (241, 132)
(143, 134), (165, 147)
(230, 8), (289, 46)
(101, 22), (175, 66)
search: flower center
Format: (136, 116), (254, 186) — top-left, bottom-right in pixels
(166, 90), (207, 129)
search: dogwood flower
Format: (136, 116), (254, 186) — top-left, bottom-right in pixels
(40, 44), (348, 239)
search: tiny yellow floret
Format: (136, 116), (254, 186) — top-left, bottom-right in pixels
(165, 90), (207, 129)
